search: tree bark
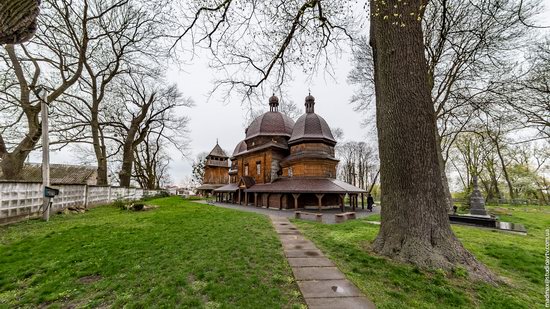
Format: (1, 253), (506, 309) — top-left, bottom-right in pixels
(435, 129), (454, 212)
(91, 112), (108, 185)
(0, 0), (40, 44)
(494, 140), (514, 200)
(369, 0), (495, 282)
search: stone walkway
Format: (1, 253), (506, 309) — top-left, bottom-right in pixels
(269, 215), (375, 308)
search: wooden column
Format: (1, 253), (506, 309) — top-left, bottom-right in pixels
(254, 193), (258, 207)
(266, 193), (271, 208)
(339, 194), (345, 212)
(361, 193), (364, 209)
(280, 194), (284, 210)
(238, 190), (241, 204)
(352, 194), (356, 211)
(292, 193), (300, 210)
(316, 194), (324, 212)
(245, 192), (248, 206)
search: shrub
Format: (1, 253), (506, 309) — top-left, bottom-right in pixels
(133, 203), (144, 211)
(112, 199), (127, 210)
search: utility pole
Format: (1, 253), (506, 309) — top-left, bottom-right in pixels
(41, 89), (50, 221)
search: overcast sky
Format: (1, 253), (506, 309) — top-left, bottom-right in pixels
(30, 4), (550, 187)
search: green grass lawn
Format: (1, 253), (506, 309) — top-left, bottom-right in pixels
(294, 205), (549, 308)
(0, 197), (305, 308)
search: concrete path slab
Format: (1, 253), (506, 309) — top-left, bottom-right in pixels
(306, 297), (376, 309)
(287, 257), (336, 267)
(285, 249), (324, 258)
(297, 280), (364, 298)
(268, 216), (376, 308)
(281, 242), (318, 251)
(279, 234), (308, 241)
(292, 267), (346, 280)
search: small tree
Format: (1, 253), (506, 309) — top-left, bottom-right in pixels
(191, 152), (208, 186)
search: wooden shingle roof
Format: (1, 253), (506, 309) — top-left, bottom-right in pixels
(0, 163), (97, 184)
(208, 143), (228, 158)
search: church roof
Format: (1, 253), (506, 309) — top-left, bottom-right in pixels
(208, 142), (228, 158)
(232, 140), (247, 157)
(244, 94), (294, 141)
(214, 183), (239, 192)
(196, 184), (226, 190)
(289, 113), (336, 145)
(245, 112), (295, 140)
(288, 94), (336, 145)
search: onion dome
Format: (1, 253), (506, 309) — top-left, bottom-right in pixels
(289, 94), (336, 145)
(245, 96), (295, 140)
(232, 140), (247, 156)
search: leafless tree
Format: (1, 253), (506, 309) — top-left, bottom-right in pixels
(133, 130), (172, 189)
(50, 0), (175, 185)
(111, 73), (192, 187)
(506, 38), (550, 140)
(0, 0), (91, 179)
(173, 0), (358, 101)
(348, 0), (541, 210)
(336, 141), (378, 190)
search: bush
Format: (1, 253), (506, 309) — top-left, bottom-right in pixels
(113, 199), (127, 210)
(133, 203), (144, 211)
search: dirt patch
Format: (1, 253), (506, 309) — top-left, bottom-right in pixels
(78, 275), (102, 284)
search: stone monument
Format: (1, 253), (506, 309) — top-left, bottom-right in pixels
(469, 176), (488, 216)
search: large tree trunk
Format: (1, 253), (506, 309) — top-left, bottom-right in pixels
(0, 135), (39, 179)
(0, 0), (40, 44)
(369, 0), (495, 281)
(119, 137), (136, 187)
(91, 113), (108, 186)
(435, 129), (454, 212)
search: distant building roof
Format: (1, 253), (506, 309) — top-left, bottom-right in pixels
(208, 142), (228, 158)
(0, 163), (97, 184)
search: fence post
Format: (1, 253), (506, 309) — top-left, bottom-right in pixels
(84, 185), (89, 209)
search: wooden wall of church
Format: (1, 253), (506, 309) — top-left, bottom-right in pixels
(203, 166), (229, 184)
(282, 159), (337, 179)
(232, 150), (273, 184)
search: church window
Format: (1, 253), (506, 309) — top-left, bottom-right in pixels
(244, 164), (249, 176)
(256, 161), (261, 175)
(288, 167), (293, 177)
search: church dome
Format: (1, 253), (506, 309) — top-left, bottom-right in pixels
(232, 140), (247, 156)
(288, 95), (336, 145)
(245, 96), (295, 140)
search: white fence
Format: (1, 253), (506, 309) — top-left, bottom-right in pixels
(0, 181), (164, 224)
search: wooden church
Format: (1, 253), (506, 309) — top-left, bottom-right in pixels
(213, 94), (366, 210)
